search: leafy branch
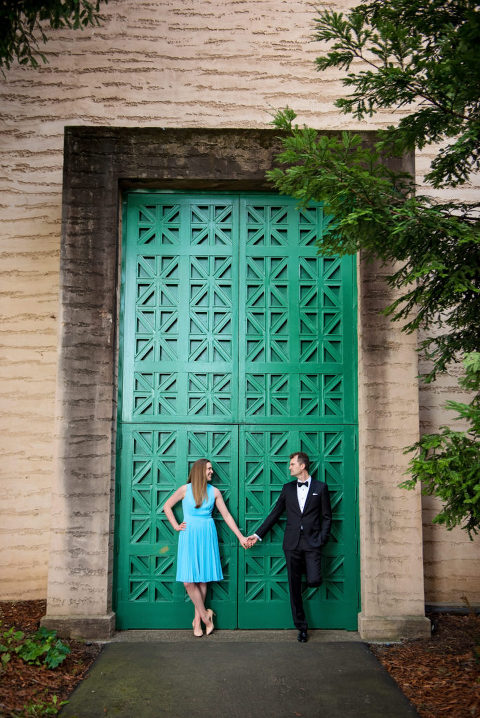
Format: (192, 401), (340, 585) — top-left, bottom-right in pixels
(268, 110), (480, 379)
(312, 1), (480, 187)
(402, 353), (480, 538)
(0, 0), (108, 71)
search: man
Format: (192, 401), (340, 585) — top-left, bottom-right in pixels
(247, 452), (332, 642)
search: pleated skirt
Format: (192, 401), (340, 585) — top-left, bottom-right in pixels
(176, 517), (223, 583)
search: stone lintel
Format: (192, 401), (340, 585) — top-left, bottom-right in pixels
(358, 614), (431, 642)
(41, 612), (116, 640)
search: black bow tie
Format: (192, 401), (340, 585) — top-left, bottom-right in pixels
(297, 482), (309, 489)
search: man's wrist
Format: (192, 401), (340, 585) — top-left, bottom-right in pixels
(254, 533), (261, 541)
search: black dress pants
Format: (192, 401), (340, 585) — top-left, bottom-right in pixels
(284, 534), (322, 630)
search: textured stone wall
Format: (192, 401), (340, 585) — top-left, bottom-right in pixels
(0, 0), (478, 604)
(357, 256), (429, 639)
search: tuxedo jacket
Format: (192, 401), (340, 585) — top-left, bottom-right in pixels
(256, 478), (332, 551)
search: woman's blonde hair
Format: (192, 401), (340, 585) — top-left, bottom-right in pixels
(188, 458), (210, 508)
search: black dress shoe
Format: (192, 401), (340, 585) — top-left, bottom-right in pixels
(297, 630), (308, 643)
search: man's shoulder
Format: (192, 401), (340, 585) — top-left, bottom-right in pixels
(280, 479), (299, 494)
(312, 478), (328, 490)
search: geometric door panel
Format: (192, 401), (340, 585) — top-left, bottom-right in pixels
(115, 424), (238, 629)
(238, 197), (356, 426)
(120, 197), (239, 425)
(115, 192), (358, 630)
(238, 426), (358, 629)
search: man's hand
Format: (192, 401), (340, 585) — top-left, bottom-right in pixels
(246, 535), (258, 548)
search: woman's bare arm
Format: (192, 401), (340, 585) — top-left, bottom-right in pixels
(214, 488), (248, 547)
(162, 485), (187, 531)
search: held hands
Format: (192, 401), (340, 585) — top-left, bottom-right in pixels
(239, 535), (258, 549)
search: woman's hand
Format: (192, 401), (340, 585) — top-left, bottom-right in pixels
(239, 535), (249, 549)
(176, 522), (187, 531)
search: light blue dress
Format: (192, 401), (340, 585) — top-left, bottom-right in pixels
(176, 483), (223, 583)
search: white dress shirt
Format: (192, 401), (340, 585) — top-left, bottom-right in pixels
(297, 476), (311, 513)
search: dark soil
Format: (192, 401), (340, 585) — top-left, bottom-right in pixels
(0, 601), (101, 717)
(1, 601), (479, 717)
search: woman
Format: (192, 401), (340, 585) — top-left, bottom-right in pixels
(163, 458), (248, 637)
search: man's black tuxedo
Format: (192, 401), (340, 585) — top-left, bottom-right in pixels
(256, 478), (332, 548)
(255, 478), (332, 631)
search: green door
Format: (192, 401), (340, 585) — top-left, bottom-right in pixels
(115, 193), (358, 630)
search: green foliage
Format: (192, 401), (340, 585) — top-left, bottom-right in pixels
(0, 623), (70, 669)
(269, 112), (480, 379)
(0, 626), (25, 665)
(268, 0), (480, 537)
(0, 0), (108, 71)
(268, 0), (480, 381)
(13, 695), (68, 717)
(401, 353), (480, 538)
(313, 0), (480, 189)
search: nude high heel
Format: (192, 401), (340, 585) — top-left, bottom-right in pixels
(205, 608), (215, 636)
(192, 619), (203, 637)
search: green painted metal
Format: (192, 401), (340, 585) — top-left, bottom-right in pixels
(115, 424), (238, 628)
(238, 426), (358, 629)
(115, 192), (358, 630)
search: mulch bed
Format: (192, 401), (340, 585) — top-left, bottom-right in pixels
(0, 601), (479, 717)
(370, 613), (480, 718)
(0, 600), (101, 717)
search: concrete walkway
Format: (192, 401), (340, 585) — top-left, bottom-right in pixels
(60, 631), (418, 718)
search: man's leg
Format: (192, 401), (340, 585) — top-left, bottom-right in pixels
(284, 546), (308, 631)
(304, 546), (323, 588)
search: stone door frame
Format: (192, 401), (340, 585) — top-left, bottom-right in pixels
(42, 127), (430, 640)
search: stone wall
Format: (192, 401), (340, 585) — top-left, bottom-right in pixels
(0, 0), (478, 606)
(356, 254), (429, 640)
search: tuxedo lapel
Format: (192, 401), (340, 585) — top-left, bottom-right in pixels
(301, 479), (315, 514)
(286, 480), (302, 516)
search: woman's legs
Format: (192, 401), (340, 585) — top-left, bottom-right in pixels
(199, 582), (207, 608)
(193, 582), (207, 629)
(191, 582), (208, 633)
(184, 582), (211, 628)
